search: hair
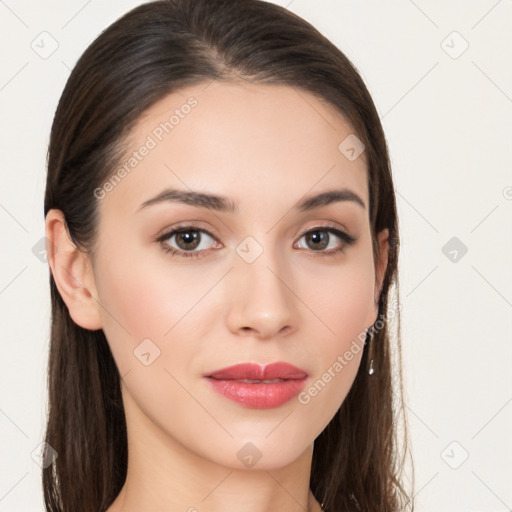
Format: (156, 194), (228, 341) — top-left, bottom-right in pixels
(42, 1), (414, 511)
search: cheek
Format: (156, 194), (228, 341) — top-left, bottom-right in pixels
(294, 257), (375, 410)
(93, 242), (225, 381)
(96, 242), (200, 375)
(93, 251), (216, 438)
(299, 254), (376, 343)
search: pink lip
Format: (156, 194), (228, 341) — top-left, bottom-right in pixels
(206, 362), (308, 380)
(204, 362), (308, 409)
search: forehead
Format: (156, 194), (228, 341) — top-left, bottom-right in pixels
(101, 80), (369, 217)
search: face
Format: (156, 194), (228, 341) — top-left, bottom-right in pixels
(86, 81), (388, 470)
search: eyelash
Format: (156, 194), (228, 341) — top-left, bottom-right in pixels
(155, 223), (357, 260)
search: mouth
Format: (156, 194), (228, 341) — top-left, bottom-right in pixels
(205, 361), (308, 381)
(210, 378), (287, 383)
(204, 362), (308, 409)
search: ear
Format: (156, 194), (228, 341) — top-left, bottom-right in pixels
(45, 209), (103, 330)
(373, 228), (390, 317)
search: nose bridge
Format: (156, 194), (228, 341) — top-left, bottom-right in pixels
(226, 233), (296, 337)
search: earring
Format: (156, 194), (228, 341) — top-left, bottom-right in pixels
(367, 328), (375, 376)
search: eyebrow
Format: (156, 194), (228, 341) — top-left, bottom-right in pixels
(137, 187), (366, 213)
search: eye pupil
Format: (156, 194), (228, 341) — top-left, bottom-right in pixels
(306, 230), (328, 250)
(176, 230), (200, 250)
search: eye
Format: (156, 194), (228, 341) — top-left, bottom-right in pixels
(295, 226), (356, 256)
(156, 225), (220, 259)
(156, 223), (357, 260)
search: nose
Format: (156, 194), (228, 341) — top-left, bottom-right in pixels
(225, 248), (298, 340)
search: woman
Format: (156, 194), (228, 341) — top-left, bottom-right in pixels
(42, 0), (413, 510)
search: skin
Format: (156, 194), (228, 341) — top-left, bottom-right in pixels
(46, 80), (389, 512)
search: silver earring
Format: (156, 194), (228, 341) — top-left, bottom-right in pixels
(367, 328), (375, 375)
(368, 357), (375, 375)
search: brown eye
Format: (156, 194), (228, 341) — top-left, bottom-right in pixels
(157, 226), (220, 258)
(173, 229), (202, 250)
(295, 226), (356, 255)
(304, 230), (329, 250)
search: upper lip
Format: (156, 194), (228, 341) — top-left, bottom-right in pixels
(205, 362), (308, 380)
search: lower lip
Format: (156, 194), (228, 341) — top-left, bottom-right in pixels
(205, 377), (307, 409)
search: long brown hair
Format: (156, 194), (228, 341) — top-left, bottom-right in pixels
(42, 1), (414, 510)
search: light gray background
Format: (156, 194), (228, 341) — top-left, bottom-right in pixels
(1, 1), (511, 511)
